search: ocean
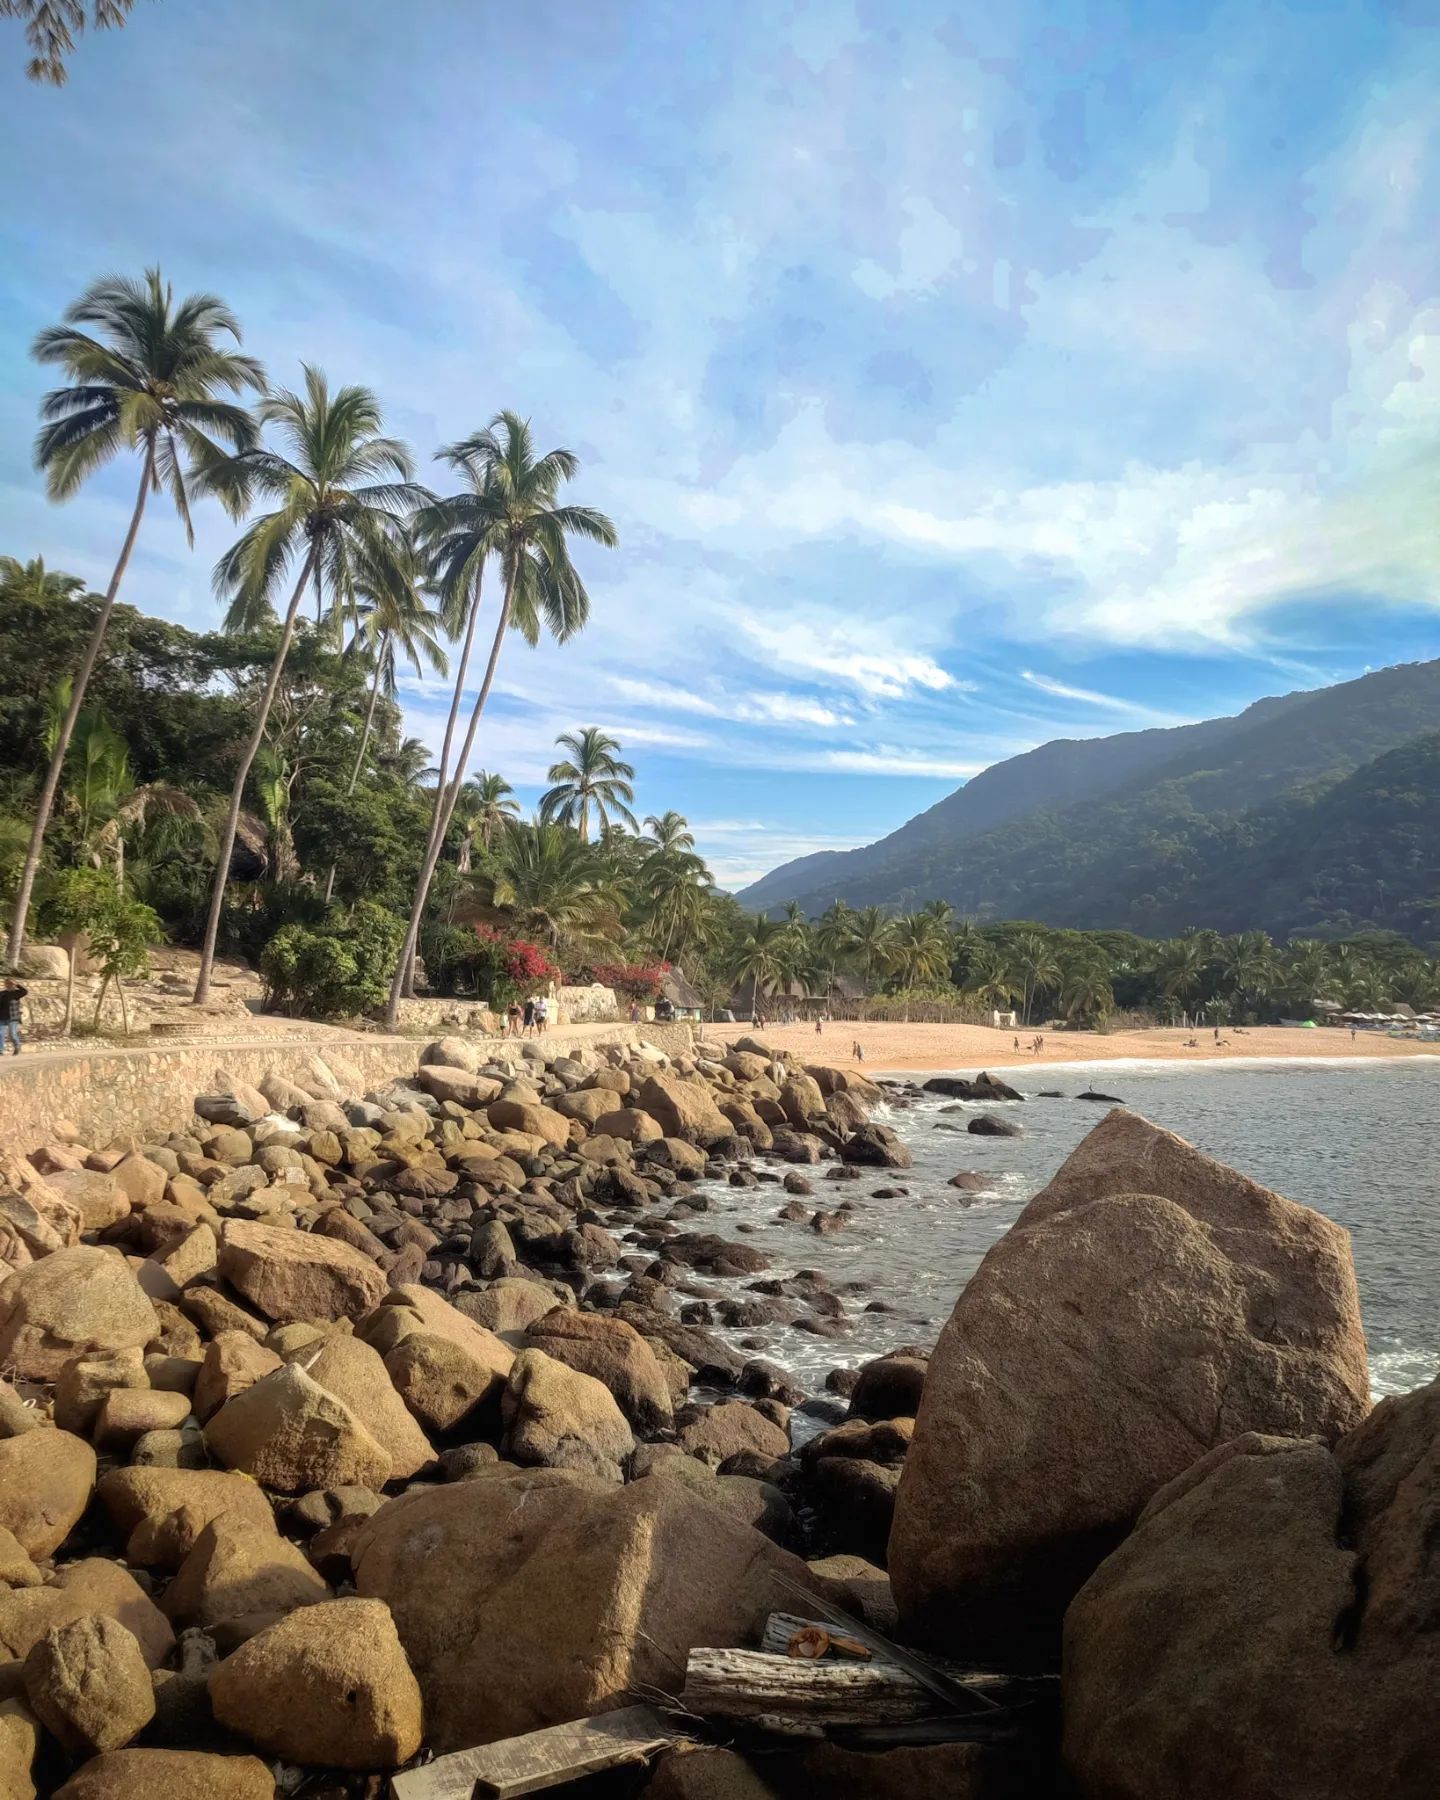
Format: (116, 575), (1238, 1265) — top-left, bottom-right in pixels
(678, 1059), (1440, 1401)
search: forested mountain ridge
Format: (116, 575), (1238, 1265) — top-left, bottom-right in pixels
(738, 658), (1440, 942)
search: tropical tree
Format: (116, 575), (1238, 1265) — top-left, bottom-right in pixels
(846, 905), (896, 995)
(6, 269), (262, 966)
(385, 412), (616, 1026)
(540, 727), (638, 842)
(887, 912), (952, 990)
(0, 555), (86, 603)
(193, 368), (421, 1001)
(1151, 935), (1211, 1016)
(731, 912), (797, 1003)
(1060, 952), (1115, 1026)
(642, 810), (696, 857)
(1007, 930), (1062, 1025)
(489, 820), (621, 954)
(1, 0), (135, 83)
(963, 941), (1018, 1011)
(1217, 929), (1277, 1019)
(452, 771), (520, 873)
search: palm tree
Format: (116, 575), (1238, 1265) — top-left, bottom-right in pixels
(2, 0), (135, 84)
(0, 555), (87, 603)
(963, 942), (1018, 1012)
(888, 912), (952, 990)
(193, 368), (421, 1002)
(1151, 935), (1211, 1017)
(1060, 953), (1114, 1026)
(540, 727), (638, 842)
(847, 906), (896, 998)
(385, 412), (616, 1026)
(642, 810), (696, 857)
(47, 701), (201, 893)
(1217, 929), (1276, 1020)
(490, 819), (621, 953)
(1007, 931), (1063, 1025)
(6, 269), (262, 966)
(452, 771), (519, 873)
(731, 913), (796, 1004)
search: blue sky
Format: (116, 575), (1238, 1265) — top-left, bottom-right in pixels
(3, 0), (1440, 889)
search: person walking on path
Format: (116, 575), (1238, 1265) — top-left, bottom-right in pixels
(0, 980), (26, 1055)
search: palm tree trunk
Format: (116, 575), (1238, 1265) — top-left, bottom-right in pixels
(385, 561), (514, 1029)
(323, 634), (387, 905)
(63, 942), (76, 1036)
(193, 544), (319, 1004)
(6, 450), (152, 966)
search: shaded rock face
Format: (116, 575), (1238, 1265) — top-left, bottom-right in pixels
(837, 1125), (912, 1169)
(1063, 1379), (1440, 1800)
(889, 1109), (1371, 1661)
(53, 1747), (275, 1800)
(354, 1467), (812, 1752)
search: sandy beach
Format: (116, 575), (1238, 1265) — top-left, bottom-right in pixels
(710, 1017), (1438, 1072)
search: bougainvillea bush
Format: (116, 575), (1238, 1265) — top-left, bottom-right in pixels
(583, 959), (670, 1001)
(470, 922), (562, 1009)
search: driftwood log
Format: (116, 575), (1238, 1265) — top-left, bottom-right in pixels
(682, 1648), (943, 1725)
(390, 1705), (681, 1800)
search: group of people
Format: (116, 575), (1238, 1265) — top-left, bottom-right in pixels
(504, 994), (550, 1038)
(1013, 1033), (1046, 1055)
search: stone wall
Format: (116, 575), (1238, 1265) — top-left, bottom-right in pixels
(555, 982), (621, 1023)
(0, 1020), (696, 1153)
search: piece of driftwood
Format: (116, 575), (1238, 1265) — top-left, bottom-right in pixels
(760, 1613), (1010, 1696)
(682, 1648), (944, 1725)
(390, 1705), (680, 1800)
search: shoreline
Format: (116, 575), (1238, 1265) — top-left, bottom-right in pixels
(711, 1018), (1439, 1073)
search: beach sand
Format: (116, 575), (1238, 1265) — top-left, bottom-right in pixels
(709, 1017), (1437, 1073)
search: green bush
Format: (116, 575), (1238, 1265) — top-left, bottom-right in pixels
(260, 901), (403, 1018)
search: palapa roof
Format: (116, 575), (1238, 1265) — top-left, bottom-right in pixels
(661, 967), (705, 1010)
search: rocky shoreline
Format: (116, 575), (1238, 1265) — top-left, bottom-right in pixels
(0, 1029), (1433, 1798)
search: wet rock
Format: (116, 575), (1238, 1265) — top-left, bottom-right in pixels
(967, 1114), (1022, 1138)
(848, 1354), (927, 1422)
(838, 1124), (913, 1169)
(922, 1073), (1024, 1103)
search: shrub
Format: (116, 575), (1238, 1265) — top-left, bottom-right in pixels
(261, 901), (403, 1018)
(469, 923), (561, 1010)
(585, 959), (670, 1001)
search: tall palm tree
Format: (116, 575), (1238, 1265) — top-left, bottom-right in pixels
(193, 368), (421, 1001)
(0, 555), (87, 603)
(642, 810), (696, 857)
(540, 727), (638, 842)
(888, 912), (951, 990)
(452, 771), (519, 873)
(1007, 931), (1063, 1025)
(731, 912), (796, 1003)
(6, 269), (261, 966)
(1151, 935), (1211, 1013)
(847, 905), (896, 998)
(490, 819), (622, 953)
(385, 412), (616, 1026)
(1217, 929), (1276, 1020)
(2, 0), (135, 84)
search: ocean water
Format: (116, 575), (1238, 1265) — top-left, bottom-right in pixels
(676, 1060), (1440, 1401)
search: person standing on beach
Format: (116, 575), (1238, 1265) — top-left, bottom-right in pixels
(536, 995), (549, 1036)
(522, 996), (536, 1036)
(0, 980), (24, 1054)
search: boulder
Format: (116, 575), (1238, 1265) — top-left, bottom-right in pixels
(455, 1276), (561, 1335)
(416, 1064), (502, 1107)
(111, 1154), (167, 1212)
(890, 1110), (1372, 1660)
(208, 1596), (422, 1769)
(923, 1073), (1024, 1103)
(162, 1510), (330, 1632)
(53, 1749), (274, 1800)
(677, 1401), (790, 1469)
(1064, 1378), (1440, 1800)
(300, 1334), (433, 1480)
(848, 1354), (927, 1422)
(97, 1466), (275, 1569)
(644, 1747), (780, 1797)
(0, 1248), (158, 1380)
(486, 1098), (572, 1148)
(0, 1428), (96, 1558)
(53, 1352), (148, 1436)
(23, 1615), (155, 1757)
(217, 1218), (387, 1323)
(525, 1308), (674, 1434)
(354, 1467), (814, 1750)
(649, 1137), (708, 1178)
(838, 1124), (912, 1169)
(593, 1106), (663, 1146)
(192, 1332), (282, 1423)
(0, 1558), (173, 1667)
(0, 1698), (38, 1800)
(46, 1168), (130, 1232)
(967, 1114), (1021, 1137)
(778, 1073), (826, 1130)
(503, 1349), (635, 1482)
(636, 1074), (732, 1147)
(93, 1388), (192, 1451)
(362, 1286), (513, 1431)
(419, 1036), (481, 1073)
(205, 1363), (392, 1492)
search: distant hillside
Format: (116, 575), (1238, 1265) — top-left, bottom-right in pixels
(738, 659), (1440, 942)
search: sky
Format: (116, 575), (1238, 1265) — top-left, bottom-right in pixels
(3, 0), (1440, 891)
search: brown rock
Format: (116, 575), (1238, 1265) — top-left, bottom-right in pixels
(525, 1309), (674, 1434)
(23, 1615), (155, 1756)
(97, 1466), (276, 1570)
(205, 1363), (392, 1492)
(355, 1467), (814, 1750)
(217, 1219), (387, 1323)
(111, 1155), (167, 1212)
(848, 1354), (927, 1422)
(383, 1332), (504, 1434)
(677, 1401), (789, 1470)
(179, 1286), (268, 1342)
(636, 1073), (731, 1147)
(46, 1168), (130, 1233)
(0, 1697), (38, 1800)
(890, 1109), (1372, 1660)
(53, 1352), (148, 1436)
(0, 1247), (158, 1380)
(1064, 1379), (1440, 1800)
(486, 1098), (572, 1148)
(162, 1510), (329, 1631)
(300, 1335), (433, 1480)
(415, 1065), (502, 1107)
(502, 1349), (635, 1482)
(158, 1224), (218, 1290)
(778, 1072), (825, 1129)
(0, 1559), (173, 1667)
(0, 1428), (96, 1558)
(593, 1106), (663, 1146)
(208, 1596), (422, 1769)
(644, 1747), (780, 1797)
(93, 1388), (192, 1451)
(0, 1524), (42, 1589)
(193, 1332), (282, 1423)
(454, 1276), (561, 1335)
(53, 1748), (274, 1800)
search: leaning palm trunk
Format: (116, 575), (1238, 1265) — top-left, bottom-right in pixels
(322, 632), (389, 905)
(5, 452), (151, 965)
(385, 568), (513, 1028)
(193, 544), (319, 1003)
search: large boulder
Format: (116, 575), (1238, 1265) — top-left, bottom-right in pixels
(354, 1467), (814, 1751)
(217, 1218), (387, 1322)
(416, 1064), (502, 1107)
(54, 1749), (274, 1800)
(360, 1285), (513, 1432)
(205, 1362), (392, 1492)
(837, 1124), (912, 1169)
(1063, 1378), (1440, 1800)
(889, 1110), (1371, 1660)
(456, 1276), (563, 1335)
(0, 1428), (96, 1558)
(209, 1596), (422, 1769)
(161, 1510), (329, 1632)
(300, 1334), (434, 1480)
(46, 1168), (130, 1233)
(0, 1558), (173, 1667)
(23, 1615), (155, 1757)
(677, 1401), (789, 1470)
(0, 1248), (158, 1379)
(96, 1466), (275, 1569)
(636, 1073), (732, 1147)
(0, 1697), (38, 1800)
(502, 1349), (635, 1481)
(525, 1308), (674, 1434)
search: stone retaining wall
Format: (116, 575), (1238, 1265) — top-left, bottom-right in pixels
(0, 1020), (696, 1153)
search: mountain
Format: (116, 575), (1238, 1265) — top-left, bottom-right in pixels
(737, 659), (1440, 941)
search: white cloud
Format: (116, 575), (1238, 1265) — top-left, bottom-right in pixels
(818, 750), (985, 778)
(738, 613), (959, 700)
(1019, 671), (1186, 721)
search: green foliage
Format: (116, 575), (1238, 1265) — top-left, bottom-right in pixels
(260, 901), (403, 1018)
(86, 893), (160, 982)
